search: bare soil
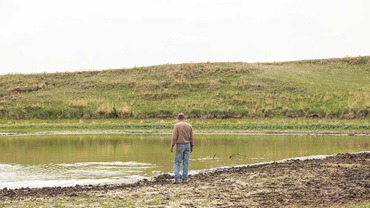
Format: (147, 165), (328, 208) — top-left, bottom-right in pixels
(1, 152), (370, 207)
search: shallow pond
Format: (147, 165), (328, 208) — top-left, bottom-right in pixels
(0, 134), (369, 189)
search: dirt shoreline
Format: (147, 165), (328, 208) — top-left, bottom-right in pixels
(2, 129), (370, 136)
(1, 152), (370, 207)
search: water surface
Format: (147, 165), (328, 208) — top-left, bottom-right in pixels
(0, 134), (369, 188)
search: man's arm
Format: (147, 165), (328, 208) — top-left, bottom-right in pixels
(190, 127), (194, 152)
(170, 125), (178, 152)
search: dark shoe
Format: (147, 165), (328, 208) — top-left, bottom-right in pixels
(173, 181), (180, 184)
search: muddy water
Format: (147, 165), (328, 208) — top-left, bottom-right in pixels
(0, 134), (369, 188)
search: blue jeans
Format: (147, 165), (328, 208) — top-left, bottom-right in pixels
(174, 143), (190, 182)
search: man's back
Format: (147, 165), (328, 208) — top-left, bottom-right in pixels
(172, 121), (193, 145)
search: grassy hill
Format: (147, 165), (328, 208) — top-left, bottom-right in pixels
(0, 56), (369, 120)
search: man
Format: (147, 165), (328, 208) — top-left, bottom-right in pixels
(170, 112), (194, 184)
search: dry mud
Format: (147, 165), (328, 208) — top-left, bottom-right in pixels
(1, 152), (370, 207)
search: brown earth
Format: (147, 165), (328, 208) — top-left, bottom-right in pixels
(1, 152), (370, 207)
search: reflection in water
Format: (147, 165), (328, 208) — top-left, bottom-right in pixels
(0, 134), (369, 188)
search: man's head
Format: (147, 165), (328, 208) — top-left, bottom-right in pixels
(177, 112), (185, 120)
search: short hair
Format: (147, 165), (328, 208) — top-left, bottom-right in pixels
(177, 113), (185, 119)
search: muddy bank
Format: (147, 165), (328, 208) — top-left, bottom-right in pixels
(2, 129), (370, 137)
(1, 152), (370, 207)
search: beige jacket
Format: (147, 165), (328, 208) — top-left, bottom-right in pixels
(171, 121), (194, 147)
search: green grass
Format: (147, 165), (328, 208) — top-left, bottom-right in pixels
(0, 56), (369, 120)
(1, 118), (369, 134)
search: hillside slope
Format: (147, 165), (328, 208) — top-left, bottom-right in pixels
(0, 56), (369, 119)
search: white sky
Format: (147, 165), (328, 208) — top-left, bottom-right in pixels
(0, 0), (369, 74)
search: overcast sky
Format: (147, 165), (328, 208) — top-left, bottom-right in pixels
(1, 0), (369, 74)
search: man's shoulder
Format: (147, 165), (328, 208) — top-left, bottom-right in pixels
(175, 121), (192, 128)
